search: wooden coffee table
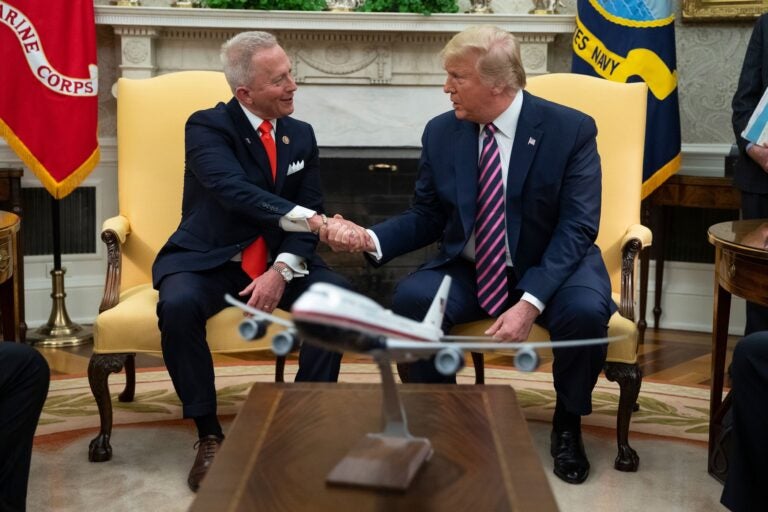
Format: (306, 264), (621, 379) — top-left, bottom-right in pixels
(190, 382), (558, 512)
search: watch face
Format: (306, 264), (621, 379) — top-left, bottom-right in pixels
(280, 267), (293, 282)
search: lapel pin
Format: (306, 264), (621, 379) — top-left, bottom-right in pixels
(245, 137), (252, 144)
(282, 135), (290, 144)
(528, 137), (536, 146)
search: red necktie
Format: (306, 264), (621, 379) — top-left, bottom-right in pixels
(475, 123), (508, 316)
(241, 120), (277, 279)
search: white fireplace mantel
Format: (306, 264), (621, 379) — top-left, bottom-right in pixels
(95, 6), (575, 82)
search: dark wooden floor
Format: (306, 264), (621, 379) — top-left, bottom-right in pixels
(35, 327), (738, 388)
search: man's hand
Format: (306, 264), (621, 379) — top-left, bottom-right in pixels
(238, 269), (285, 312)
(747, 143), (768, 172)
(320, 214), (375, 253)
(483, 300), (540, 342)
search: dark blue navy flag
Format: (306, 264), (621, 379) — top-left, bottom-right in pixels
(572, 0), (681, 198)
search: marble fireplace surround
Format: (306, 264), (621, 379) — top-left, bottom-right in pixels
(95, 6), (574, 147)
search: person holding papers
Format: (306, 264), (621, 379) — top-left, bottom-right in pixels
(732, 13), (768, 335)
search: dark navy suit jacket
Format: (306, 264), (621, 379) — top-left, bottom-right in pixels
(733, 13), (768, 194)
(152, 98), (324, 288)
(369, 90), (612, 308)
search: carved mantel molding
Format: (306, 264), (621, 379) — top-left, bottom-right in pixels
(95, 6), (576, 82)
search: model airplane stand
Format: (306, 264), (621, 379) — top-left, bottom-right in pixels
(326, 355), (433, 491)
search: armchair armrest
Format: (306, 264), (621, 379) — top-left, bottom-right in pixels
(98, 215), (132, 313)
(619, 224), (653, 320)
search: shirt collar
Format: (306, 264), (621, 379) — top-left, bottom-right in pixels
(487, 90), (523, 139)
(238, 103), (275, 133)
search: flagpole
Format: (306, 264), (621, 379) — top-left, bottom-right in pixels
(27, 197), (93, 347)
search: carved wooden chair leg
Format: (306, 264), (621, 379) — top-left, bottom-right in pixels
(88, 353), (129, 462)
(471, 352), (485, 384)
(275, 355), (286, 383)
(604, 361), (642, 472)
(118, 354), (136, 402)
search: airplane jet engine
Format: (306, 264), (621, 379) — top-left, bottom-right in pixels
(434, 347), (465, 375)
(238, 318), (270, 341)
(272, 331), (299, 356)
(514, 345), (540, 372)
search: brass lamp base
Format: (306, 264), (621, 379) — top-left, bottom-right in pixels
(27, 269), (93, 347)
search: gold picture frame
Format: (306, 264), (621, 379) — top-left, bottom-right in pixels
(682, 0), (765, 22)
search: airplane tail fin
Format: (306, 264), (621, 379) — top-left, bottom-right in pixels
(422, 275), (452, 331)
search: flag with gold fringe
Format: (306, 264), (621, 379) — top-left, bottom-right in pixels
(572, 0), (681, 199)
(0, 0), (99, 199)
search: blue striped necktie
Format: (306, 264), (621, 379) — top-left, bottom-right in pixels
(475, 123), (508, 316)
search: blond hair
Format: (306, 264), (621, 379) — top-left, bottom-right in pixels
(441, 25), (526, 91)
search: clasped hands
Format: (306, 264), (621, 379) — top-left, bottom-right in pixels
(318, 214), (375, 253)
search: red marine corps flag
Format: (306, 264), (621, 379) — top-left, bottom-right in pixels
(0, 0), (99, 199)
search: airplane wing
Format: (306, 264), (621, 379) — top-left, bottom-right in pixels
(223, 294), (294, 328)
(386, 335), (626, 353)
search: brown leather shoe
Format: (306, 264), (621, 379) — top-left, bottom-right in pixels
(187, 435), (223, 492)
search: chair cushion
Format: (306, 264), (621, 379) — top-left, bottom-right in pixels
(449, 310), (638, 365)
(93, 284), (287, 355)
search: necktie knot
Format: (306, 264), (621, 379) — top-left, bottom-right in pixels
(483, 123), (497, 138)
(258, 119), (272, 138)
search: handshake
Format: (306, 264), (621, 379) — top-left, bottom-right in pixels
(313, 214), (375, 253)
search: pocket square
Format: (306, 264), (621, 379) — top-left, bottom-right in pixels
(287, 160), (305, 175)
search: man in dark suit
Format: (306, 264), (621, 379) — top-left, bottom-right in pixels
(0, 342), (49, 512)
(153, 31), (350, 492)
(721, 331), (768, 511)
(732, 13), (768, 334)
(323, 25), (613, 485)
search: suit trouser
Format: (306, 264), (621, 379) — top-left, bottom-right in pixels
(391, 259), (610, 416)
(740, 192), (768, 335)
(157, 262), (350, 419)
(721, 331), (768, 512)
(0, 342), (50, 512)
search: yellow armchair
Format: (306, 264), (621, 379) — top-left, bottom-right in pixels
(87, 71), (287, 462)
(451, 73), (651, 472)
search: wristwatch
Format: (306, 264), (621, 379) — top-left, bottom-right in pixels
(271, 263), (293, 283)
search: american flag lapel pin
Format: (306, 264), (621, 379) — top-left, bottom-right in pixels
(528, 137), (536, 146)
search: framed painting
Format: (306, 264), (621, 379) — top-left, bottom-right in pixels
(682, 0), (765, 22)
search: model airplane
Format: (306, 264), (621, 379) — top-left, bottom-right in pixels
(224, 275), (623, 374)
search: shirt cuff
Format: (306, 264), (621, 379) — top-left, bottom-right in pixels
(274, 253), (308, 278)
(280, 206), (317, 232)
(521, 292), (545, 314)
(366, 229), (383, 260)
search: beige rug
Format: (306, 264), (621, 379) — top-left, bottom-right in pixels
(38, 362), (712, 442)
(29, 362), (725, 512)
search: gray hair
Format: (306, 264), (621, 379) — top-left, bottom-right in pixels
(220, 31), (278, 93)
(441, 25), (526, 91)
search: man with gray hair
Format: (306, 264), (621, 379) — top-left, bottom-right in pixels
(323, 25), (614, 485)
(153, 31), (351, 491)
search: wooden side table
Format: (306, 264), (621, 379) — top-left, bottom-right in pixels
(706, 219), (768, 477)
(640, 175), (741, 339)
(0, 211), (21, 341)
(0, 169), (25, 341)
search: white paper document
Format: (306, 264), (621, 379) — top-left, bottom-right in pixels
(742, 87), (768, 145)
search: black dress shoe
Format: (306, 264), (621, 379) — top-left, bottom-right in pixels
(187, 435), (223, 492)
(550, 429), (590, 484)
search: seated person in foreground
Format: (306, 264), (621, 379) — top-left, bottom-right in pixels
(321, 25), (614, 485)
(152, 31), (352, 492)
(0, 342), (50, 511)
(721, 331), (768, 511)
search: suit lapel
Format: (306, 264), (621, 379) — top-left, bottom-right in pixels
(274, 118), (290, 193)
(455, 121), (480, 241)
(226, 98), (275, 187)
(506, 91), (543, 260)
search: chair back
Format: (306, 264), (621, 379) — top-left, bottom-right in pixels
(115, 71), (232, 290)
(525, 73), (647, 292)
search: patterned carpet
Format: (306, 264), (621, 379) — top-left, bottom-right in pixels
(27, 362), (725, 512)
(37, 362), (712, 441)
